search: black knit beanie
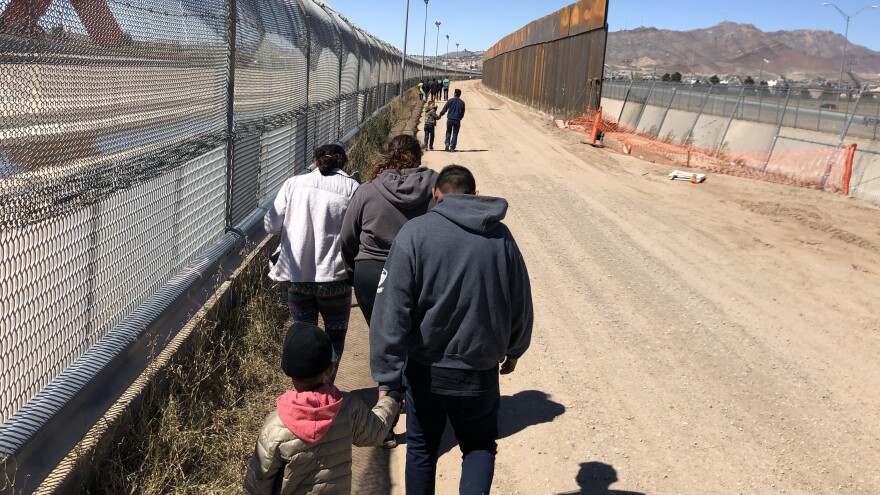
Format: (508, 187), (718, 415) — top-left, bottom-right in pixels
(281, 322), (333, 379)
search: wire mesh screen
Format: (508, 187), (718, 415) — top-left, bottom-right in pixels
(0, 0), (229, 426)
(1, 0), (473, 472)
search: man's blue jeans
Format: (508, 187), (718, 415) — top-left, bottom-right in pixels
(445, 119), (461, 150)
(404, 374), (499, 495)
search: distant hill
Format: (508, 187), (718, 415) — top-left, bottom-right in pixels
(606, 22), (880, 84)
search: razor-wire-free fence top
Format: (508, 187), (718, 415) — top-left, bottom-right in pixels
(0, 0), (475, 490)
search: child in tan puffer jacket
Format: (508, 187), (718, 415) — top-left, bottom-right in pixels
(242, 322), (401, 495)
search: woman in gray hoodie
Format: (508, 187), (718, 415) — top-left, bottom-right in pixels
(340, 135), (437, 325)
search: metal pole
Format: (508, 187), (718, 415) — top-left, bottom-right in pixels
(657, 87), (677, 138)
(421, 0), (428, 80)
(434, 21), (440, 65)
(823, 4), (880, 108)
(685, 84), (714, 146)
(633, 82), (655, 131)
(874, 97), (880, 140)
(224, 0), (237, 229)
(718, 85), (747, 149)
(445, 34), (449, 71)
(837, 17), (849, 109)
(400, 0), (409, 97)
(839, 86), (866, 146)
(618, 79), (634, 122)
(763, 87), (793, 171)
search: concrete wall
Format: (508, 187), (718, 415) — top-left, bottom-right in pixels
(603, 98), (624, 121)
(724, 120), (777, 152)
(658, 109), (697, 144)
(637, 105), (668, 136)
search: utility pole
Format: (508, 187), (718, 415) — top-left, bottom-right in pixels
(445, 34), (450, 70)
(435, 20), (441, 69)
(421, 0), (429, 80)
(400, 0), (410, 96)
(822, 3), (878, 107)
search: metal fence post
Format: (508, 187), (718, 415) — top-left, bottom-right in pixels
(763, 87), (792, 170)
(618, 79), (634, 122)
(224, 0), (237, 230)
(717, 85), (747, 149)
(839, 87), (865, 146)
(684, 84), (714, 145)
(657, 86), (677, 139)
(874, 99), (879, 141)
(633, 81), (655, 131)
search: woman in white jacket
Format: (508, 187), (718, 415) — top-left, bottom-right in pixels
(264, 144), (359, 377)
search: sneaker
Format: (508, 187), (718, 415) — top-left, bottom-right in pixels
(444, 145), (450, 151)
(382, 431), (398, 449)
(429, 147), (434, 150)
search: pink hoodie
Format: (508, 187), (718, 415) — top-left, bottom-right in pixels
(276, 383), (344, 444)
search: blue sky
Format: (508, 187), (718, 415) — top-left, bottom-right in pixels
(324, 0), (880, 53)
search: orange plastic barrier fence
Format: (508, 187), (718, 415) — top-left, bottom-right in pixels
(571, 110), (854, 194)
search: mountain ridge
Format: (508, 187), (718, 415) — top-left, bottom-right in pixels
(606, 21), (880, 83)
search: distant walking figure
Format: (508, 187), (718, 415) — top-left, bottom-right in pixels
(439, 88), (466, 152)
(423, 100), (440, 150)
(442, 77), (450, 100)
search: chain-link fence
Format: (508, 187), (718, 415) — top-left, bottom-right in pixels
(600, 80), (880, 206)
(483, 0), (608, 120)
(0, 0), (475, 488)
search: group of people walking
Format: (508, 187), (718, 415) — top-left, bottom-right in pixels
(419, 76), (450, 102)
(244, 128), (533, 495)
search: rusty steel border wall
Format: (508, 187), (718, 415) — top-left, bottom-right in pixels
(483, 0), (609, 119)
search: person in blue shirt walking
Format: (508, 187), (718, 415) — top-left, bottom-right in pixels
(438, 89), (466, 152)
(442, 77), (450, 100)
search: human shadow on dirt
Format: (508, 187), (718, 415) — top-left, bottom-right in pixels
(443, 149), (489, 153)
(556, 462), (644, 495)
(417, 390), (565, 457)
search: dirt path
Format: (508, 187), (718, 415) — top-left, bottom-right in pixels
(385, 80), (880, 494)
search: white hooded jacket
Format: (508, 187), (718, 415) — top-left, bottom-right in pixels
(265, 168), (359, 283)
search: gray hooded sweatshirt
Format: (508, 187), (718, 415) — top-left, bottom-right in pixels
(340, 167), (437, 279)
(369, 194), (534, 391)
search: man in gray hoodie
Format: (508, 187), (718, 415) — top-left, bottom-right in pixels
(370, 165), (533, 495)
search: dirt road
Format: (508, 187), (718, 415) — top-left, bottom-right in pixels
(385, 80), (880, 494)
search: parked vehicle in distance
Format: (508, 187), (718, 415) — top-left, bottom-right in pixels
(820, 103), (838, 110)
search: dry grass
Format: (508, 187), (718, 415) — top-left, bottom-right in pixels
(347, 89), (422, 179)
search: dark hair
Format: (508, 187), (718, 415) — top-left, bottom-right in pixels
(367, 134), (423, 180)
(435, 164), (475, 195)
(314, 144), (348, 176)
(454, 89), (462, 97)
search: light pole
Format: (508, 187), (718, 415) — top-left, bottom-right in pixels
(400, 0), (410, 96)
(822, 2), (878, 101)
(435, 21), (441, 69)
(421, 0), (429, 80)
(445, 34), (450, 70)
